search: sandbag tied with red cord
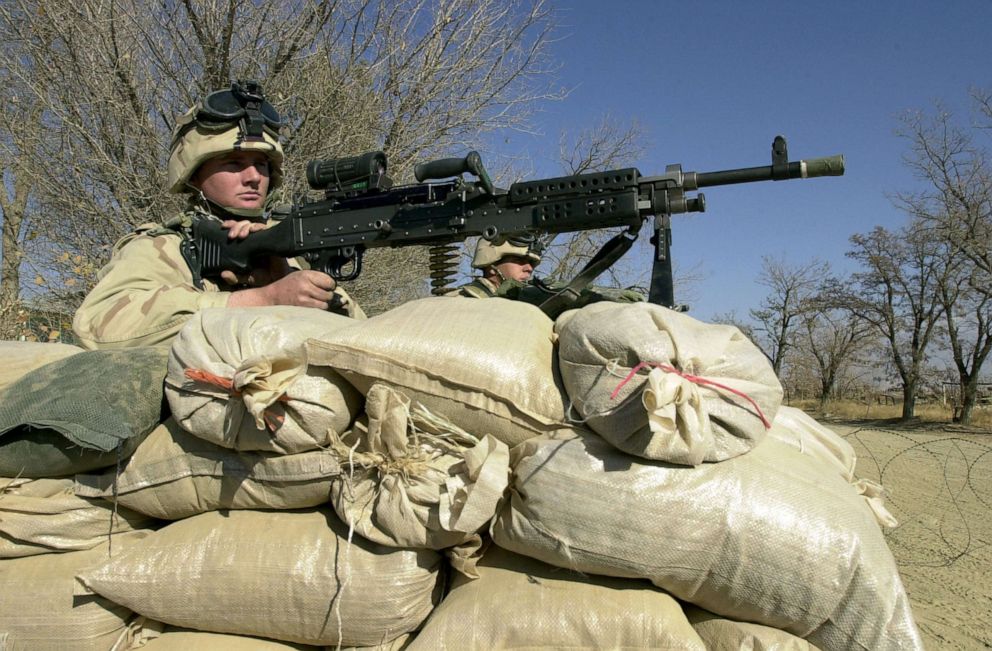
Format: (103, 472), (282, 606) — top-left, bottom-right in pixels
(555, 302), (783, 465)
(165, 306), (362, 454)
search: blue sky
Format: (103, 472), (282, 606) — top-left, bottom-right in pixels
(497, 1), (992, 320)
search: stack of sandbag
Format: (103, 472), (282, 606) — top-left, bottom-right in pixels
(1, 296), (922, 649)
(71, 304), (514, 648)
(0, 344), (172, 648)
(478, 301), (920, 650)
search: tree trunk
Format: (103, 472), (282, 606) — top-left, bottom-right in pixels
(901, 382), (917, 420)
(958, 376), (979, 425)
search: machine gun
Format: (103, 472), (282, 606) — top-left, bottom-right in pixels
(181, 136), (843, 313)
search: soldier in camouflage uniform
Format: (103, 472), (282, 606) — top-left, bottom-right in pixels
(452, 236), (645, 317)
(452, 237), (542, 298)
(73, 82), (363, 350)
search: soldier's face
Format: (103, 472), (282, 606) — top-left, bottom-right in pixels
(192, 151), (271, 211)
(495, 255), (535, 282)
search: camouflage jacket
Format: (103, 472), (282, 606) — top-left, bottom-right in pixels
(448, 277), (501, 299)
(72, 217), (365, 350)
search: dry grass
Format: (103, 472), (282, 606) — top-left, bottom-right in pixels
(787, 399), (992, 430)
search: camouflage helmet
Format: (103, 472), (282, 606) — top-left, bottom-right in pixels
(472, 234), (543, 269)
(167, 81), (284, 194)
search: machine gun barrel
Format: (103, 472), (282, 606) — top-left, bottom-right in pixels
(691, 154), (844, 189)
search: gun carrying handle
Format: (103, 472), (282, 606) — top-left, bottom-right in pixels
(414, 151), (495, 195)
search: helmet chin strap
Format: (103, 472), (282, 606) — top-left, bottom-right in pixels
(490, 265), (508, 284)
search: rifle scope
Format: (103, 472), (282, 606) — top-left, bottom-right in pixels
(307, 151), (388, 192)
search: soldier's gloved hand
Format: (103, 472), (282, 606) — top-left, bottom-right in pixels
(229, 270), (344, 311)
(618, 288), (647, 303)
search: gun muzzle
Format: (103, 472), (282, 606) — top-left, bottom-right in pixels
(802, 155), (845, 178)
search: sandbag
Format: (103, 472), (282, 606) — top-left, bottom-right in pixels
(77, 508), (442, 647)
(768, 406), (898, 528)
(492, 430), (923, 651)
(555, 302), (782, 464)
(0, 533), (146, 650)
(408, 545), (705, 650)
(0, 477), (152, 558)
(331, 384), (509, 552)
(307, 297), (568, 448)
(0, 341), (84, 392)
(166, 306), (362, 453)
(74, 418), (341, 520)
(0, 347), (168, 477)
(684, 605), (821, 651)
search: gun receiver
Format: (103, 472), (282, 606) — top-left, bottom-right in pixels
(182, 135), (843, 312)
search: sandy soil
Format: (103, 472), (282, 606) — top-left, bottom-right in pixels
(826, 420), (992, 651)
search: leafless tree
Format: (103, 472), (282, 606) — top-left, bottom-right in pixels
(0, 0), (563, 324)
(797, 295), (876, 409)
(934, 248), (992, 423)
(748, 255), (829, 378)
(839, 221), (947, 420)
(895, 97), (992, 423)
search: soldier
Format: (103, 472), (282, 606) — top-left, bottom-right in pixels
(73, 81), (363, 350)
(452, 236), (543, 298)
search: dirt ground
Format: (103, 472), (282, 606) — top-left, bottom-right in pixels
(825, 419), (992, 650)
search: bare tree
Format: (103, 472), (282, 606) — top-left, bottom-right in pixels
(797, 295), (875, 409)
(748, 255), (829, 378)
(935, 249), (992, 423)
(0, 0), (563, 324)
(895, 98), (992, 423)
(840, 221), (947, 420)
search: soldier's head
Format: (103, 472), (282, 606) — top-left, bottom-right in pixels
(472, 235), (543, 283)
(167, 81), (284, 218)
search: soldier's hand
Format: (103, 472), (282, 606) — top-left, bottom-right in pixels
(221, 219), (266, 240)
(229, 269), (341, 310)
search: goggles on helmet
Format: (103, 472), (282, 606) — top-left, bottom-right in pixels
(173, 80), (283, 143)
(501, 233), (546, 256)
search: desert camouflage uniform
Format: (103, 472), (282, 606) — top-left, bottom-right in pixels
(447, 277), (500, 299)
(72, 216), (365, 350)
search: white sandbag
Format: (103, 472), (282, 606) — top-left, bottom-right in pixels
(555, 302), (782, 464)
(74, 419), (341, 520)
(307, 297), (568, 447)
(0, 477), (152, 558)
(492, 430), (923, 651)
(408, 545), (706, 650)
(768, 406), (898, 528)
(166, 306), (362, 453)
(77, 508), (442, 647)
(331, 384), (509, 552)
(0, 340), (84, 392)
(684, 605), (821, 651)
(0, 533), (145, 650)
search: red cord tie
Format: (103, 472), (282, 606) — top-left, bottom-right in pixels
(184, 368), (288, 432)
(609, 361), (771, 429)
